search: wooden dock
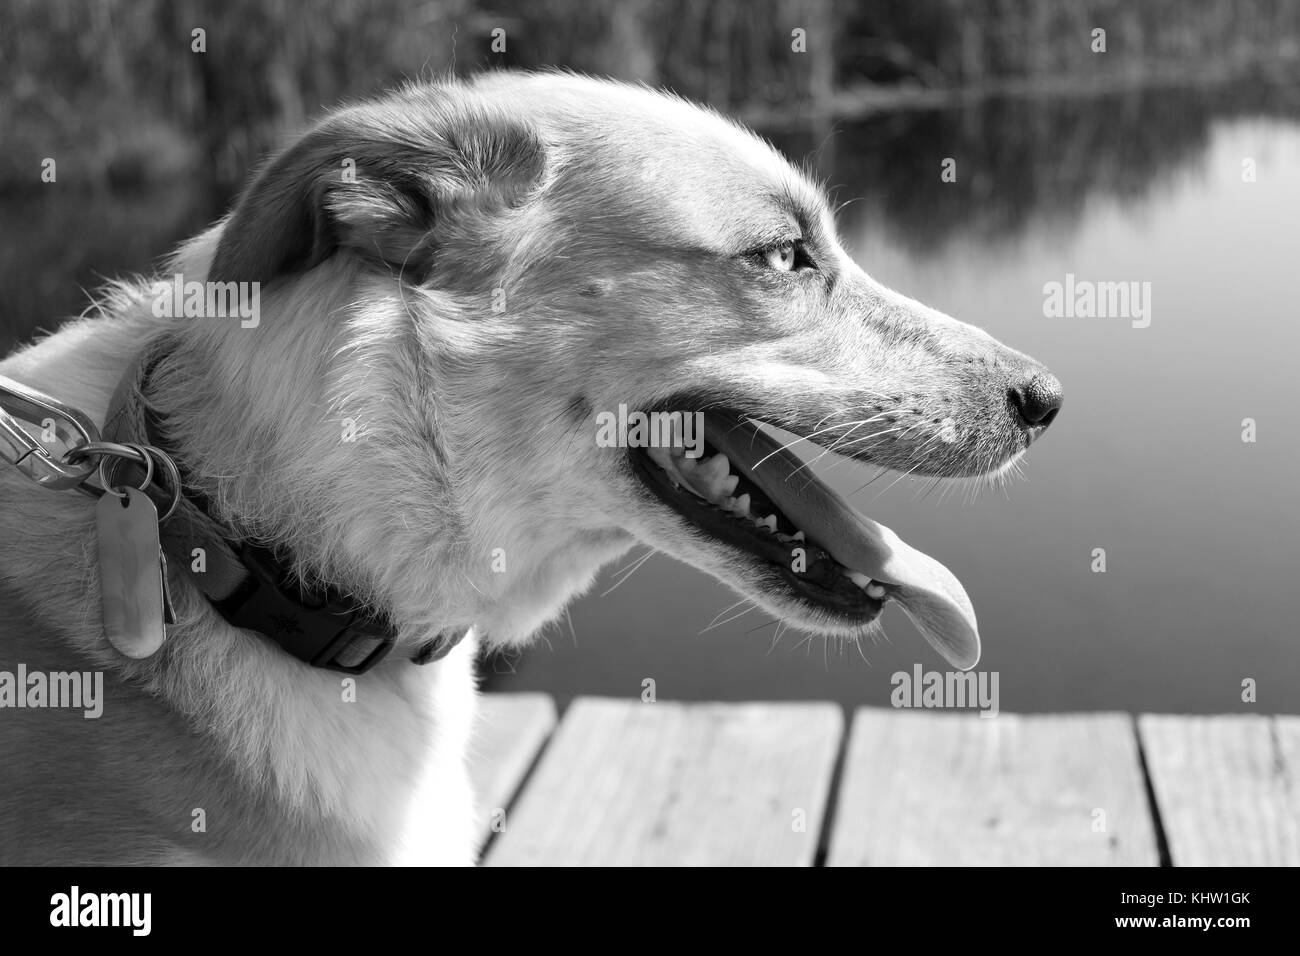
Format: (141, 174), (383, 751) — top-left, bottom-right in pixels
(469, 695), (1299, 866)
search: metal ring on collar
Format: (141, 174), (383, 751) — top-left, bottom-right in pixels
(66, 440), (184, 521)
(98, 442), (153, 501)
(66, 440), (151, 498)
(65, 439), (148, 467)
(143, 446), (184, 522)
(106, 443), (184, 523)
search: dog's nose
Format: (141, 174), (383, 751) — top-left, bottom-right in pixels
(1010, 371), (1063, 428)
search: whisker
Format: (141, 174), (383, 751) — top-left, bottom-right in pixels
(611, 547), (654, 577)
(699, 601), (758, 634)
(853, 633), (872, 666)
(702, 597), (749, 631)
(599, 548), (655, 597)
(791, 631), (817, 654)
(792, 426), (910, 492)
(784, 416), (896, 480)
(750, 419), (882, 470)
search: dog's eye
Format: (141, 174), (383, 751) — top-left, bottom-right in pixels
(759, 240), (815, 273)
(765, 243), (796, 272)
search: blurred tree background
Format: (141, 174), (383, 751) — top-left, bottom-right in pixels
(2, 0), (1298, 194)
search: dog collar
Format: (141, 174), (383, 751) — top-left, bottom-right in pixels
(100, 350), (468, 674)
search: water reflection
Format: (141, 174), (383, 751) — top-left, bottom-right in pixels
(771, 79), (1300, 252)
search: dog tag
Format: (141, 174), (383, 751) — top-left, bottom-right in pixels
(96, 486), (168, 658)
(159, 549), (177, 626)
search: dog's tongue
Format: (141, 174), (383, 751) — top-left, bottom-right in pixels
(705, 414), (980, 670)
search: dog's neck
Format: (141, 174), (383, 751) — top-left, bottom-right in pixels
(101, 341), (469, 672)
(0, 287), (480, 859)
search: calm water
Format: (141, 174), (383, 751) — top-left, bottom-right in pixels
(3, 84), (1297, 712)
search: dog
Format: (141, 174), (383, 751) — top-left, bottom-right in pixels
(0, 71), (1060, 865)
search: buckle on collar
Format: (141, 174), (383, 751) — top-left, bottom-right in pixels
(215, 543), (396, 674)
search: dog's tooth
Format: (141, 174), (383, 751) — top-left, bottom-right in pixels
(716, 474), (739, 499)
(757, 514), (777, 532)
(792, 530), (805, 542)
(693, 453), (729, 486)
(647, 445), (675, 471)
(775, 532), (794, 543)
(866, 582), (887, 599)
(846, 570), (873, 589)
(733, 493), (751, 516)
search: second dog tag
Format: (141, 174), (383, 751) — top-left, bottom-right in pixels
(96, 486), (168, 658)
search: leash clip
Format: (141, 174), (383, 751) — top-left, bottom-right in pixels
(0, 373), (102, 490)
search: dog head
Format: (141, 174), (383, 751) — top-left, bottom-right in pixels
(175, 72), (1060, 668)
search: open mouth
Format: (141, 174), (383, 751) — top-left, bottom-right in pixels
(630, 407), (981, 670)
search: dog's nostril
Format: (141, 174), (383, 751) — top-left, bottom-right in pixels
(1010, 372), (1063, 428)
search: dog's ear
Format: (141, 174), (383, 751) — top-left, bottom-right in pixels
(208, 96), (545, 286)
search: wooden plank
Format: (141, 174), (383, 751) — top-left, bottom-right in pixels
(469, 693), (557, 840)
(827, 709), (1158, 866)
(1139, 714), (1300, 866)
(484, 697), (843, 866)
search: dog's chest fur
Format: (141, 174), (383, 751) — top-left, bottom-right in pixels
(0, 322), (481, 866)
